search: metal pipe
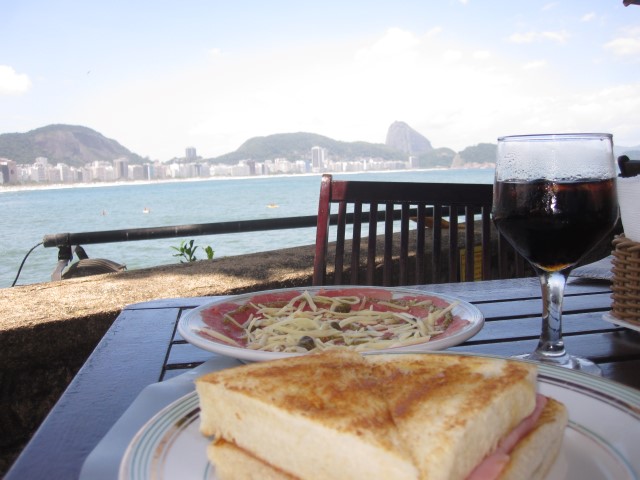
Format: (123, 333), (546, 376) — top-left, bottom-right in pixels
(41, 205), (464, 249)
(42, 215), (319, 248)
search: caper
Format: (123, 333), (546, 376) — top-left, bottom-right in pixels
(298, 335), (315, 350)
(330, 321), (342, 331)
(334, 304), (351, 313)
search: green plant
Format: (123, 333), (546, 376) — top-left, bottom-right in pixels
(172, 239), (198, 263)
(203, 245), (215, 260)
(171, 239), (215, 263)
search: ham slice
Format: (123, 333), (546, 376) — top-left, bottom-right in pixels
(466, 394), (548, 480)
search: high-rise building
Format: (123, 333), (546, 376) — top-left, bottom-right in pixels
(244, 159), (256, 175)
(186, 147), (197, 160)
(0, 159), (17, 184)
(311, 146), (326, 170)
(113, 158), (129, 179)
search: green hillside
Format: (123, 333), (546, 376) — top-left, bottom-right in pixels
(209, 132), (404, 164)
(0, 124), (145, 167)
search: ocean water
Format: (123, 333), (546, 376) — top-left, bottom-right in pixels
(0, 169), (494, 287)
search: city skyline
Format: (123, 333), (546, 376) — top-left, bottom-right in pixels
(1, 146), (453, 186)
(2, 1), (639, 161)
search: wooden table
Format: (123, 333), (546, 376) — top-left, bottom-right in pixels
(6, 277), (640, 479)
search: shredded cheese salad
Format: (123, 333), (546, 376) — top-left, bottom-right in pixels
(197, 287), (466, 353)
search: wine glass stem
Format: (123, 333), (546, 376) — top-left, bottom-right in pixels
(535, 270), (569, 360)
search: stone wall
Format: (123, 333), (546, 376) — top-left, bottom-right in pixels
(0, 244), (317, 475)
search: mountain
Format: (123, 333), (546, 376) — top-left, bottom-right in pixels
(0, 124), (145, 168)
(381, 121), (457, 168)
(210, 122), (462, 169)
(460, 143), (498, 164)
(0, 122), (503, 169)
(385, 121), (433, 155)
(417, 147), (457, 168)
(209, 132), (403, 164)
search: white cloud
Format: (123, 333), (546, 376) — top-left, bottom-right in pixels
(566, 84), (640, 141)
(442, 50), (463, 62)
(605, 28), (640, 56)
(209, 48), (223, 58)
(355, 28), (420, 61)
(508, 32), (535, 44)
(0, 65), (31, 95)
(541, 30), (570, 43)
(508, 30), (570, 44)
(74, 28), (640, 159)
(426, 26), (443, 38)
(581, 12), (596, 22)
(522, 60), (547, 70)
(473, 50), (492, 60)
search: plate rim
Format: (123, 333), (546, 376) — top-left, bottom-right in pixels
(119, 353), (640, 480)
(177, 285), (484, 362)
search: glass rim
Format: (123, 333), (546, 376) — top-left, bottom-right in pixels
(497, 133), (612, 142)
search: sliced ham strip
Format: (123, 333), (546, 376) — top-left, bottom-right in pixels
(496, 394), (548, 455)
(466, 394), (548, 480)
(466, 453), (510, 480)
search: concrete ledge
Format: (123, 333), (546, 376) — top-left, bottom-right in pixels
(2, 245), (317, 340)
(0, 244), (317, 475)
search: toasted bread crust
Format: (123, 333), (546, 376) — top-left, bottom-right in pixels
(196, 351), (552, 480)
(365, 354), (537, 480)
(208, 399), (568, 480)
(198, 350), (399, 444)
(209, 439), (297, 480)
(498, 398), (568, 480)
(196, 350), (417, 480)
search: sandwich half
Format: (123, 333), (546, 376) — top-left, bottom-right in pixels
(197, 349), (418, 479)
(195, 350), (567, 480)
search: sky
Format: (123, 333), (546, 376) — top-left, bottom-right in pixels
(1, 0), (639, 161)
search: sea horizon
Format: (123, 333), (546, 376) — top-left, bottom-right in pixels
(1, 168), (495, 288)
(0, 165), (489, 194)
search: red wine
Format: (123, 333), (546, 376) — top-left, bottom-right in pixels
(493, 179), (618, 272)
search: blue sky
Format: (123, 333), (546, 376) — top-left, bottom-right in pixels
(1, 0), (639, 161)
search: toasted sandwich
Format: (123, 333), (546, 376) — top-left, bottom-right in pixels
(195, 350), (567, 480)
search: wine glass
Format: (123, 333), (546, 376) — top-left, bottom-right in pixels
(492, 133), (619, 375)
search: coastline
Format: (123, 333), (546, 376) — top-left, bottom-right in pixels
(0, 167), (497, 288)
(0, 166), (494, 193)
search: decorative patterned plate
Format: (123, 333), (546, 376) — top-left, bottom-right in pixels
(119, 358), (640, 480)
(177, 286), (484, 362)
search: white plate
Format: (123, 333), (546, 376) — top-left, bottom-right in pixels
(602, 312), (640, 333)
(119, 358), (640, 480)
(177, 286), (484, 362)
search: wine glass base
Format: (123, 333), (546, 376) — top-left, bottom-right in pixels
(512, 353), (602, 376)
